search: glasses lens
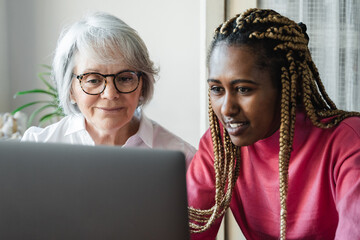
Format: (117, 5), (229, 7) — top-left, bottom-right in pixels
(80, 74), (105, 94)
(115, 72), (139, 93)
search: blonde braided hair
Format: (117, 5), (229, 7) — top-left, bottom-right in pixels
(188, 8), (360, 239)
(188, 92), (241, 233)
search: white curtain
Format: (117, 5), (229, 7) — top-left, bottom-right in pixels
(258, 0), (360, 111)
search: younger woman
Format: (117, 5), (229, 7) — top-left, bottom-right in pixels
(187, 8), (360, 239)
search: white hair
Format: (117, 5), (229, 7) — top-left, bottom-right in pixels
(52, 12), (158, 115)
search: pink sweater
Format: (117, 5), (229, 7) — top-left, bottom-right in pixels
(187, 110), (360, 239)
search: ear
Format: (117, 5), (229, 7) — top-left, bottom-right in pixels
(138, 96), (144, 107)
(70, 90), (76, 105)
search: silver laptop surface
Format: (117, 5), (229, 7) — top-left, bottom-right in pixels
(0, 141), (189, 240)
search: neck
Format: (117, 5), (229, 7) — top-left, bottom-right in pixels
(86, 118), (140, 146)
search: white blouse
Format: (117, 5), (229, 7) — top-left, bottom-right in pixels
(21, 110), (196, 169)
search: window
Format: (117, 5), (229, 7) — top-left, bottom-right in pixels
(259, 0), (360, 111)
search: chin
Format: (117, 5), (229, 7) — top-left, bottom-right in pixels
(96, 122), (124, 131)
(229, 136), (256, 147)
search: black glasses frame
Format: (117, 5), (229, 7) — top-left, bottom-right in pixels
(73, 70), (142, 95)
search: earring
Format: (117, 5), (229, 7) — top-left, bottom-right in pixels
(70, 99), (76, 105)
(138, 96), (144, 106)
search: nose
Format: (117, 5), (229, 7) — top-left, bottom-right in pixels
(101, 78), (120, 100)
(221, 92), (239, 117)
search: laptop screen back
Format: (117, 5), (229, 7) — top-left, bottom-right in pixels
(0, 141), (190, 240)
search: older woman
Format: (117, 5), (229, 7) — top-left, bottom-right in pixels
(187, 8), (360, 240)
(22, 12), (196, 168)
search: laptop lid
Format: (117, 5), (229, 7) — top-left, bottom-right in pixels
(0, 141), (190, 240)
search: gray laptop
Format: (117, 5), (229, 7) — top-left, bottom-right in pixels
(0, 141), (189, 240)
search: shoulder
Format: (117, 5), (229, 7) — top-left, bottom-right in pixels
(330, 116), (360, 156)
(150, 118), (197, 152)
(188, 128), (214, 168)
(298, 115), (360, 153)
(186, 128), (216, 208)
(21, 115), (74, 142)
(318, 116), (360, 173)
(299, 110), (360, 141)
(336, 116), (360, 137)
(320, 116), (360, 148)
(143, 116), (197, 168)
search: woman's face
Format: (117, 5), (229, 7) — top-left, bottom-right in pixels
(71, 53), (142, 136)
(208, 44), (281, 147)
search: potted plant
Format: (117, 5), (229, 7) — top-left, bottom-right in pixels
(12, 64), (64, 127)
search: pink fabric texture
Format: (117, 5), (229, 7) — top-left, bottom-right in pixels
(187, 110), (360, 239)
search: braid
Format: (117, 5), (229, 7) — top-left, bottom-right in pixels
(188, 90), (240, 233)
(219, 16), (237, 35)
(189, 8), (360, 238)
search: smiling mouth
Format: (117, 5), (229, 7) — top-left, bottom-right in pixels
(229, 123), (246, 128)
(97, 107), (124, 112)
(225, 121), (249, 135)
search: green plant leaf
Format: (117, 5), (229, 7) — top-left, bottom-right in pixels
(27, 104), (59, 127)
(37, 64), (55, 91)
(39, 64), (52, 70)
(38, 72), (56, 92)
(12, 64), (64, 127)
(39, 112), (59, 126)
(11, 101), (51, 115)
(13, 89), (57, 98)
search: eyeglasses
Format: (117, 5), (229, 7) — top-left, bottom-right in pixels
(73, 70), (142, 95)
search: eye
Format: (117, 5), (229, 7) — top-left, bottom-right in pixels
(86, 79), (102, 84)
(236, 86), (251, 94)
(209, 85), (224, 95)
(116, 73), (136, 84)
(82, 74), (104, 85)
(118, 77), (134, 82)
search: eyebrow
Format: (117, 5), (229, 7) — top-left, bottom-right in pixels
(79, 69), (135, 74)
(207, 79), (259, 85)
(78, 68), (100, 73)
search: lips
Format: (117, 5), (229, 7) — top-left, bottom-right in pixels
(229, 123), (244, 128)
(224, 121), (249, 135)
(97, 107), (124, 112)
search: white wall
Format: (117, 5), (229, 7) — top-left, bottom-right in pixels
(5, 0), (202, 146)
(0, 0), (9, 111)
